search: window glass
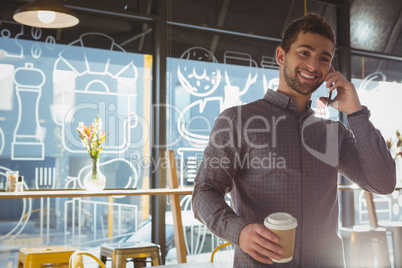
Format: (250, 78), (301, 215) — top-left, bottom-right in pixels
(0, 22), (152, 261)
(351, 55), (402, 225)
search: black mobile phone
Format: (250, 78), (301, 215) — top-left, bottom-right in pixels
(326, 66), (333, 107)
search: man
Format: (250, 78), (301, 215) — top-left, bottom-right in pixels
(192, 13), (396, 267)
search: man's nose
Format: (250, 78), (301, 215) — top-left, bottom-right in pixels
(305, 57), (319, 72)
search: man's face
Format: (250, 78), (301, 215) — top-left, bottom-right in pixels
(282, 32), (334, 96)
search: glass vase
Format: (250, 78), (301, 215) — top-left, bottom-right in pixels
(84, 158), (106, 192)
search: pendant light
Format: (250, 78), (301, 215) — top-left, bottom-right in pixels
(13, 0), (79, 29)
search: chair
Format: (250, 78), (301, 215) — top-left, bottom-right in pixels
(18, 245), (76, 268)
(69, 250), (106, 268)
(211, 242), (232, 262)
(165, 150), (187, 263)
(340, 191), (391, 268)
(99, 241), (162, 268)
(381, 221), (402, 268)
(366, 190), (402, 268)
(341, 226), (390, 268)
(166, 150), (228, 263)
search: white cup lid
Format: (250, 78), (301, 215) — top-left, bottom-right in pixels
(264, 212), (297, 230)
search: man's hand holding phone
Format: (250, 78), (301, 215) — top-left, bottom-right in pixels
(320, 66), (363, 115)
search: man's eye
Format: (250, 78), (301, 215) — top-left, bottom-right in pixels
(300, 51), (309, 56)
(321, 57), (330, 63)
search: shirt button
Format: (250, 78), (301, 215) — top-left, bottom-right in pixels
(305, 231), (309, 236)
(305, 200), (309, 206)
(303, 261), (309, 266)
(282, 104), (286, 108)
(304, 171), (309, 176)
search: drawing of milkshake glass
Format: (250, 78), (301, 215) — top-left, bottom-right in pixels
(224, 51), (257, 100)
(12, 63), (45, 161)
(261, 56), (279, 93)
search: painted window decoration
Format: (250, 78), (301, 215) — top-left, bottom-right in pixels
(353, 72), (402, 224)
(167, 46), (338, 188)
(0, 21), (151, 250)
(0, 25), (147, 188)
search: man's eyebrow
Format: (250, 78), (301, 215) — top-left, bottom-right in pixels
(297, 44), (333, 58)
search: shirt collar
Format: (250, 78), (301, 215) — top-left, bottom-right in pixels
(263, 89), (313, 113)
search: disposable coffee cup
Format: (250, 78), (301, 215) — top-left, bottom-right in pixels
(264, 212), (297, 263)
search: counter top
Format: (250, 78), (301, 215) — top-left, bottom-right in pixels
(0, 188), (193, 199)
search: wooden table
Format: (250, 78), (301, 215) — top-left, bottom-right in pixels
(0, 187), (193, 252)
(0, 188), (193, 199)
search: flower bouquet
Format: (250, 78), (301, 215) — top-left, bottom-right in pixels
(387, 130), (402, 160)
(77, 115), (107, 191)
(387, 130), (402, 185)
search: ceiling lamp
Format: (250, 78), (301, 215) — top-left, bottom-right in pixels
(13, 0), (79, 29)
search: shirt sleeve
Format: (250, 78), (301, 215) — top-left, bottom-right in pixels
(192, 108), (251, 245)
(339, 106), (396, 194)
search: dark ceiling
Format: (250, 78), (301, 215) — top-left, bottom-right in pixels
(1, 0), (401, 80)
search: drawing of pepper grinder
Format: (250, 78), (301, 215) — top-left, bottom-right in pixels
(12, 63), (46, 160)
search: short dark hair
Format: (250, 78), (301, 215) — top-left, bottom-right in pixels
(280, 12), (336, 53)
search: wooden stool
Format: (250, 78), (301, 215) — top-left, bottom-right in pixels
(379, 222), (402, 268)
(100, 242), (162, 268)
(340, 226), (391, 268)
(18, 245), (76, 268)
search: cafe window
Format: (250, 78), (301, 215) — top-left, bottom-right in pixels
(351, 55), (402, 226)
(0, 21), (152, 253)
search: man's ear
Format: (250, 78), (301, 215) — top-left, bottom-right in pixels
(276, 46), (285, 67)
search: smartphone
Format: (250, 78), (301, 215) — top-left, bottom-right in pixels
(326, 91), (332, 107)
(326, 66), (333, 107)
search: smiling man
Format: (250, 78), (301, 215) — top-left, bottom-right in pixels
(192, 13), (396, 267)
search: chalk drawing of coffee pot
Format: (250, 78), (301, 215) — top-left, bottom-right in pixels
(52, 32), (138, 127)
(52, 33), (138, 154)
